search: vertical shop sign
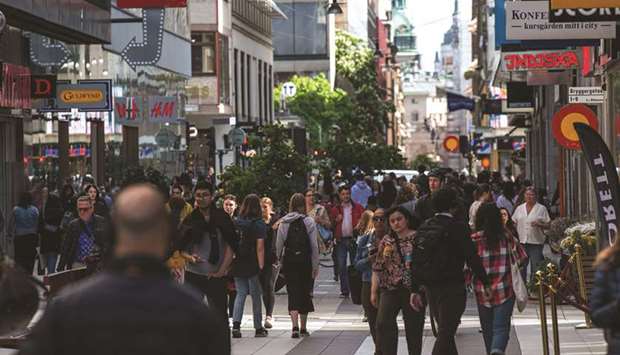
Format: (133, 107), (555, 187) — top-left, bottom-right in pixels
(0, 63), (31, 109)
(115, 96), (144, 125)
(574, 122), (620, 248)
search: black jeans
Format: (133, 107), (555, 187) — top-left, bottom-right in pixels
(185, 271), (230, 349)
(427, 283), (467, 355)
(376, 287), (425, 355)
(259, 263), (278, 317)
(362, 281), (381, 354)
(14, 234), (38, 275)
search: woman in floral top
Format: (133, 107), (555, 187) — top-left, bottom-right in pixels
(471, 203), (527, 355)
(372, 206), (424, 355)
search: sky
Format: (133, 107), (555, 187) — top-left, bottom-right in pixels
(406, 0), (457, 71)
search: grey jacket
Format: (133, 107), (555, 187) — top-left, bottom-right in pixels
(276, 212), (319, 272)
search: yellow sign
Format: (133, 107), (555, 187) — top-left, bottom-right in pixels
(60, 89), (104, 104)
(550, 0), (620, 9)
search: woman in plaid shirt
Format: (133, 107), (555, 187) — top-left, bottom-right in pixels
(471, 203), (527, 355)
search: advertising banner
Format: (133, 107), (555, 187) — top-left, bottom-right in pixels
(574, 122), (620, 249)
(501, 50), (579, 72)
(551, 0), (620, 9)
(550, 7), (620, 22)
(39, 80), (112, 112)
(506, 1), (616, 40)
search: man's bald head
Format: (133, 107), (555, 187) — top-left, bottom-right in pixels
(112, 184), (170, 257)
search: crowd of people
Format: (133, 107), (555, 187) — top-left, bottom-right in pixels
(3, 165), (620, 355)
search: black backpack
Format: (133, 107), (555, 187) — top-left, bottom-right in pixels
(284, 218), (310, 263)
(410, 216), (450, 285)
(237, 221), (257, 259)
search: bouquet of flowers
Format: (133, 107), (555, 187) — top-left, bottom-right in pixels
(560, 221), (598, 255)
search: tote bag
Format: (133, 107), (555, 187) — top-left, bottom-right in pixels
(510, 248), (528, 312)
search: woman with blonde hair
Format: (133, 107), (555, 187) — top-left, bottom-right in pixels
(276, 193), (320, 338)
(260, 196), (278, 329)
(591, 239), (620, 354)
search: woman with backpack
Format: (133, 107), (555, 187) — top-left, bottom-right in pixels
(471, 203), (527, 355)
(231, 194), (268, 338)
(591, 239), (620, 354)
(372, 206), (425, 355)
(276, 193), (320, 339)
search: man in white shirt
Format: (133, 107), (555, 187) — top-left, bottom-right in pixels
(512, 187), (551, 283)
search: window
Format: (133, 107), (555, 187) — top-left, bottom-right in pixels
(247, 54), (252, 121)
(234, 49), (239, 119)
(240, 50), (245, 119)
(273, 1), (327, 57)
(219, 35), (230, 104)
(258, 60), (263, 126)
(191, 32), (216, 75)
(412, 112), (419, 122)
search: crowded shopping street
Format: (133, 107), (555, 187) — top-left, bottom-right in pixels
(2, 0), (620, 354)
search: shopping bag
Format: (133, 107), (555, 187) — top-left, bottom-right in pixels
(348, 265), (362, 305)
(510, 254), (528, 312)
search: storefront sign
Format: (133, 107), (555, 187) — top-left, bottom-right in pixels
(0, 63), (31, 109)
(574, 122), (619, 248)
(568, 87), (605, 104)
(550, 7), (620, 22)
(121, 8), (165, 71)
(53, 80), (112, 112)
(114, 95), (181, 124)
(117, 0), (187, 8)
(148, 96), (179, 123)
(501, 50), (579, 71)
(551, 0), (620, 10)
(506, 1), (616, 40)
(552, 104), (599, 149)
(31, 75), (57, 99)
(29, 34), (71, 67)
(443, 136), (460, 153)
(115, 96), (143, 125)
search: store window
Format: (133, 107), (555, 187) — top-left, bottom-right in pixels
(191, 32), (216, 75)
(219, 35), (230, 104)
(273, 1), (327, 57)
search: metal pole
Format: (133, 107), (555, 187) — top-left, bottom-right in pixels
(328, 13), (336, 90)
(537, 270), (550, 355)
(547, 264), (561, 355)
(574, 244), (593, 328)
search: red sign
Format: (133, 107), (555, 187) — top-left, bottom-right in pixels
(0, 63), (31, 109)
(443, 136), (460, 153)
(502, 50), (579, 72)
(552, 104), (599, 150)
(117, 0), (187, 8)
(31, 75), (57, 99)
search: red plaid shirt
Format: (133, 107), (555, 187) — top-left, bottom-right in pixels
(470, 229), (527, 307)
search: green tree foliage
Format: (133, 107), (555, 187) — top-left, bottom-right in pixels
(410, 154), (440, 171)
(219, 125), (309, 210)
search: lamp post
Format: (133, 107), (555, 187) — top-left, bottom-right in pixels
(326, 1), (342, 90)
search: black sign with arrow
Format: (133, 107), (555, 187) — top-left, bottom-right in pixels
(121, 8), (165, 70)
(29, 33), (71, 68)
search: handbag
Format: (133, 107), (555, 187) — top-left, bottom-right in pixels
(510, 242), (528, 312)
(317, 224), (333, 242)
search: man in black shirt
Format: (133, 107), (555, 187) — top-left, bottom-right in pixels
(410, 188), (490, 355)
(20, 184), (229, 355)
(412, 170), (443, 223)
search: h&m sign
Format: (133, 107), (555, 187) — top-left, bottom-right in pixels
(115, 96), (181, 125)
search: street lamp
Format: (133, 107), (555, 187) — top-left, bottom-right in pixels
(326, 0), (343, 15)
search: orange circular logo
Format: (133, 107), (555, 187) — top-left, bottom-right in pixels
(481, 156), (491, 169)
(552, 104), (598, 150)
(443, 136), (460, 153)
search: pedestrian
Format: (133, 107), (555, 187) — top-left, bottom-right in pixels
(7, 192), (39, 274)
(409, 188), (490, 355)
(167, 184), (193, 226)
(351, 174), (373, 209)
(471, 203), (527, 355)
(372, 206), (424, 355)
(57, 195), (108, 271)
(499, 207), (519, 241)
(511, 187), (550, 283)
(231, 194), (269, 338)
(19, 184), (229, 355)
(306, 188), (334, 281)
(412, 170), (443, 223)
(415, 165), (429, 196)
(276, 193), (319, 338)
(260, 197), (278, 330)
(397, 182), (417, 216)
(38, 187), (64, 274)
(496, 182), (516, 215)
(223, 194), (238, 218)
(84, 184), (109, 220)
(355, 208), (386, 354)
(469, 183), (493, 230)
(379, 176), (397, 209)
(181, 180), (236, 340)
(330, 185), (364, 298)
(590, 239), (620, 354)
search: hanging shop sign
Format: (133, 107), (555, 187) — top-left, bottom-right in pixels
(506, 1), (616, 40)
(229, 127), (246, 147)
(552, 104), (599, 149)
(443, 136), (460, 153)
(114, 95), (182, 124)
(114, 96), (144, 125)
(574, 122), (620, 248)
(551, 0), (620, 10)
(568, 87), (605, 104)
(40, 80), (112, 112)
(120, 8), (165, 71)
(501, 50), (579, 71)
(117, 0), (187, 8)
(31, 75), (57, 99)
(29, 33), (71, 68)
(148, 96), (180, 123)
(550, 7), (620, 22)
(0, 62), (31, 109)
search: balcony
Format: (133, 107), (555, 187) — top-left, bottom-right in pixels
(232, 0), (272, 37)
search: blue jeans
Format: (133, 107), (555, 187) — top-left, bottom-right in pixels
(521, 243), (543, 283)
(45, 253), (58, 274)
(336, 237), (355, 294)
(233, 275), (263, 330)
(477, 297), (515, 354)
